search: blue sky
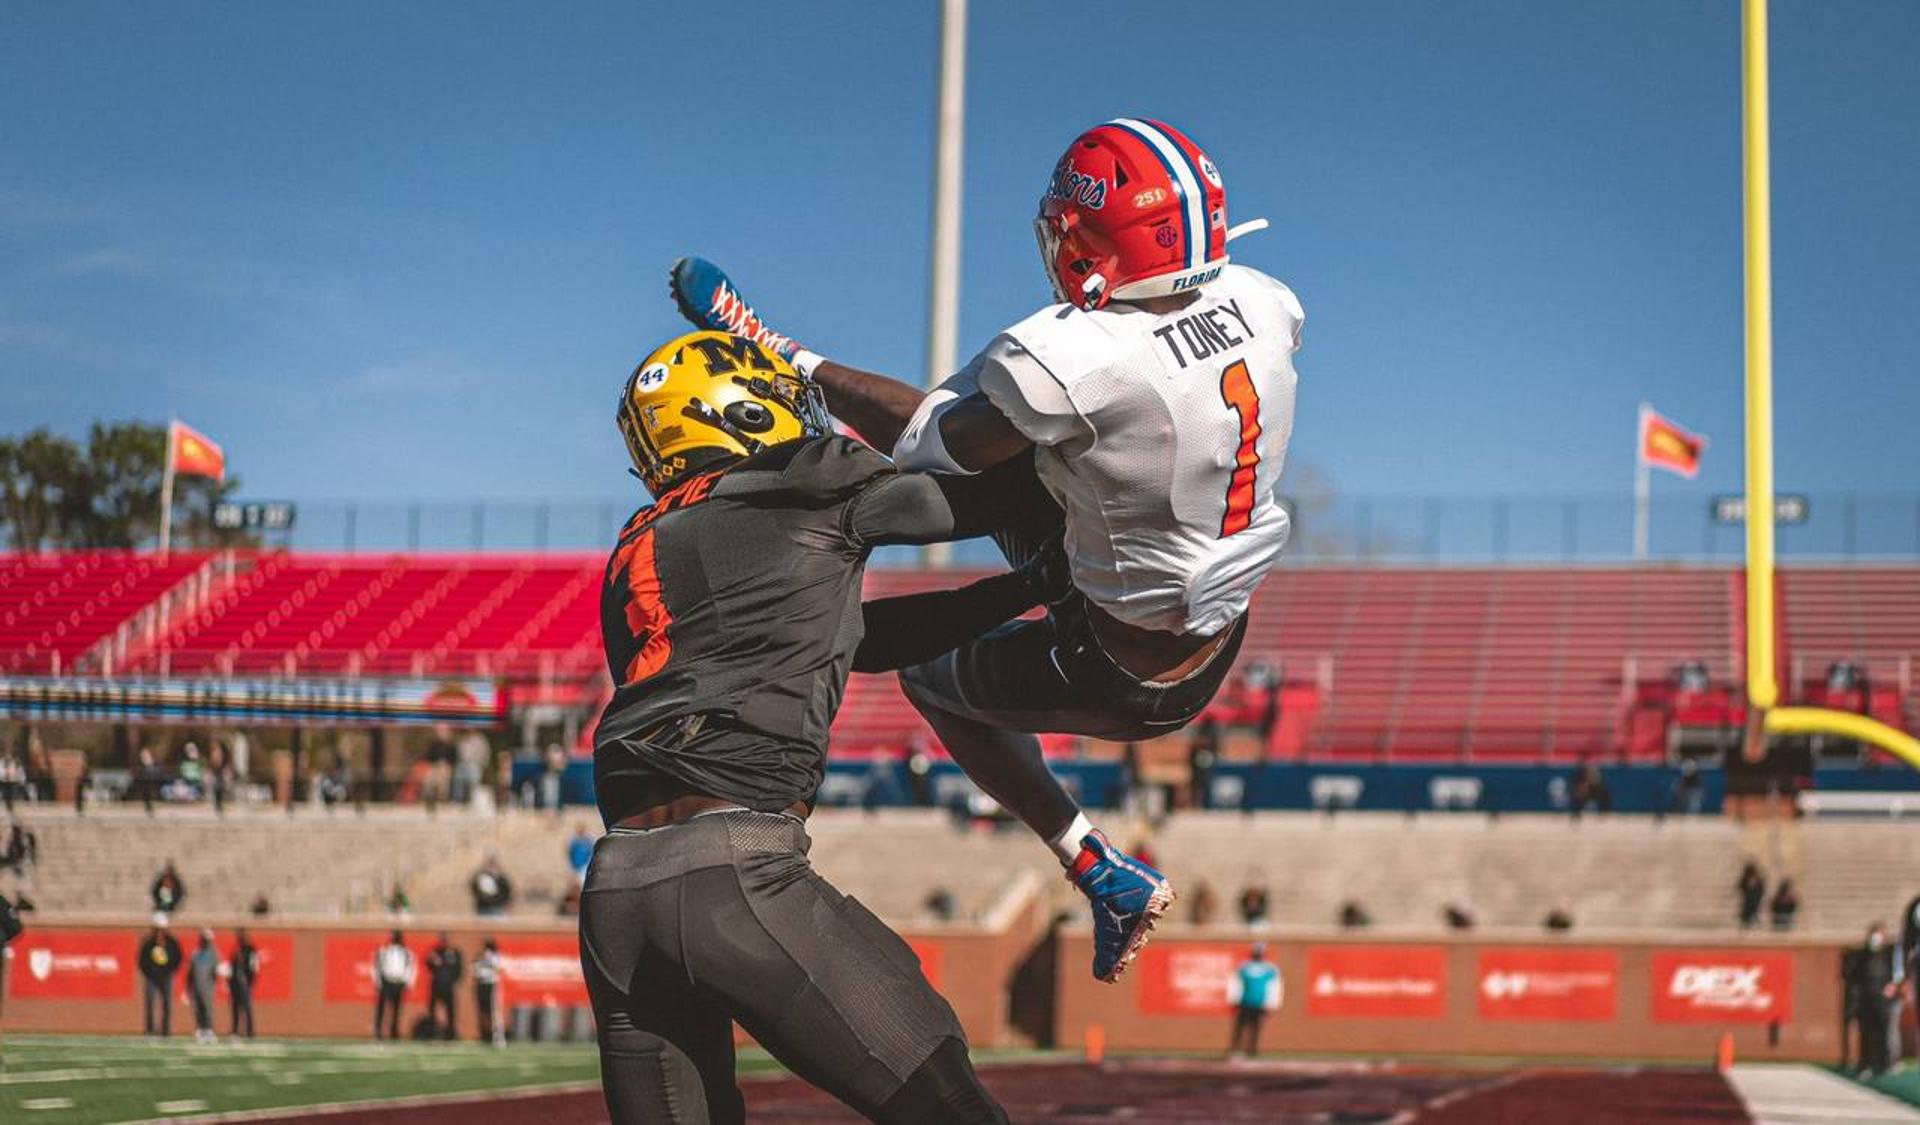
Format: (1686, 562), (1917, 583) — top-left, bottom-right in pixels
(2, 0), (1916, 516)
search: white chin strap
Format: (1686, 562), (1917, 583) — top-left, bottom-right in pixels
(1226, 217), (1269, 243)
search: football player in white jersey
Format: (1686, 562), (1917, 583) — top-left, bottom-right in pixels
(671, 117), (1302, 982)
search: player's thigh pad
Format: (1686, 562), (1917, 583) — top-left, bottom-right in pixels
(678, 816), (968, 1116)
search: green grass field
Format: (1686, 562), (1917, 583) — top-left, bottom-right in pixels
(1855, 1064), (1920, 1110)
(0, 1034), (783, 1124)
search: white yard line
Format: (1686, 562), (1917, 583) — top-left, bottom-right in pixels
(113, 1080), (605, 1125)
(21, 1098), (77, 1111)
(1727, 1063), (1920, 1125)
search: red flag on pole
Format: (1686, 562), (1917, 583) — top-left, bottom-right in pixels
(169, 421), (225, 482)
(1639, 407), (1706, 479)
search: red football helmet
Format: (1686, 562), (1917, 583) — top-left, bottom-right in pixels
(1036, 118), (1262, 310)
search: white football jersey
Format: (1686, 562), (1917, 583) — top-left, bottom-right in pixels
(900, 264), (1302, 637)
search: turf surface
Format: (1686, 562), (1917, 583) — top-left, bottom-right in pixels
(0, 1034), (778, 1124)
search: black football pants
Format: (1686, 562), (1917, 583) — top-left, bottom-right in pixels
(579, 810), (1006, 1124)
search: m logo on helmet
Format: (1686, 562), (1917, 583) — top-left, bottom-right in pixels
(688, 335), (777, 377)
(1047, 164), (1110, 210)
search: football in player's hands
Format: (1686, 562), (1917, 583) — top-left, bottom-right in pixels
(668, 257), (804, 362)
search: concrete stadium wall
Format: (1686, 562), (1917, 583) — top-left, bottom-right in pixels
(1055, 929), (1850, 1063)
(0, 908), (1048, 1049)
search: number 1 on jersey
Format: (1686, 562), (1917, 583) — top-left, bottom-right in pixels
(1218, 359), (1262, 537)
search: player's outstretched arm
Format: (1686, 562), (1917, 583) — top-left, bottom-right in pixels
(810, 359), (928, 455)
(853, 534), (1068, 673)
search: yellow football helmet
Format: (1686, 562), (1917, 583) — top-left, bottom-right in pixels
(618, 330), (832, 494)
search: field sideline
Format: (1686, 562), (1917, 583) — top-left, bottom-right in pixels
(0, 1035), (645, 1125)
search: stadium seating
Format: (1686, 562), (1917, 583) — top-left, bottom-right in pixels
(3, 552), (1916, 764)
(124, 553), (603, 680)
(6, 806), (1914, 938)
(0, 552), (207, 674)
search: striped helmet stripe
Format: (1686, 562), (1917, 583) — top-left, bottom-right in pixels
(1108, 117), (1208, 271)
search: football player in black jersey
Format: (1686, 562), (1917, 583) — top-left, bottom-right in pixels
(583, 330), (1047, 1124)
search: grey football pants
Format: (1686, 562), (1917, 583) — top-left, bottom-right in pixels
(579, 810), (1006, 1124)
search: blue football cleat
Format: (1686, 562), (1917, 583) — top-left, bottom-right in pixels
(669, 257), (802, 361)
(1067, 830), (1175, 983)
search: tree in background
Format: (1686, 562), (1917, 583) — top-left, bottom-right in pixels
(0, 421), (248, 551)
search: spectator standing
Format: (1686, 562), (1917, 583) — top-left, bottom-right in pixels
(1901, 892), (1920, 1069)
(229, 928), (260, 1039)
(138, 916), (183, 1036)
(371, 930), (415, 1040)
(386, 883), (413, 919)
(188, 928), (220, 1044)
(0, 751), (24, 810)
(473, 938), (504, 1046)
(539, 743), (567, 813)
(422, 726), (456, 814)
(1188, 880), (1219, 926)
(1227, 942), (1282, 1057)
(567, 825), (594, 886)
(1769, 880), (1800, 931)
(207, 741), (232, 816)
(1570, 762), (1611, 816)
(1238, 878), (1271, 930)
(1737, 862), (1767, 928)
(135, 747), (162, 815)
(1849, 923), (1901, 1076)
(1672, 758), (1705, 815)
(151, 861), (186, 916)
(2, 821), (35, 874)
(454, 730), (489, 806)
(470, 855), (513, 917)
(426, 932), (463, 1039)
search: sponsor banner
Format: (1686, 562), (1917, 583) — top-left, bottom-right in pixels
(1477, 948), (1617, 1021)
(0, 676), (501, 728)
(1137, 943), (1242, 1015)
(1651, 950), (1793, 1024)
(496, 936), (588, 1007)
(1305, 946), (1447, 1019)
(322, 935), (436, 1004)
(10, 930), (137, 1000)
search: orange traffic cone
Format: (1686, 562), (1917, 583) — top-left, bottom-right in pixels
(1085, 1023), (1106, 1064)
(1716, 1031), (1736, 1072)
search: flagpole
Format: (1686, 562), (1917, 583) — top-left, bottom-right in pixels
(159, 418), (177, 559)
(1633, 403), (1650, 560)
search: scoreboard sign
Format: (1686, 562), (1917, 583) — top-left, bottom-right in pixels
(213, 500), (297, 531)
(1711, 495), (1809, 525)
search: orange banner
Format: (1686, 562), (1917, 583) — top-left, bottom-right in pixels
(10, 929), (138, 1000)
(321, 934), (436, 1004)
(1650, 950), (1792, 1024)
(1305, 946), (1447, 1019)
(1137, 943), (1242, 1015)
(171, 420), (226, 481)
(1639, 407), (1706, 478)
(1477, 948), (1617, 1021)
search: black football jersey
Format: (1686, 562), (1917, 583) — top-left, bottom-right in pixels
(593, 435), (1004, 817)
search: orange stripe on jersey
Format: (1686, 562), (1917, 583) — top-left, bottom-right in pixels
(611, 527), (672, 684)
(1219, 359), (1263, 537)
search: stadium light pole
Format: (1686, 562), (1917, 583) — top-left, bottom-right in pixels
(923, 0), (967, 567)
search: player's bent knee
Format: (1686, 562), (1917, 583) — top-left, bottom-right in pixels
(873, 1037), (1007, 1125)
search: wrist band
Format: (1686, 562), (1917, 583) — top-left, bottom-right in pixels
(789, 349), (825, 378)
